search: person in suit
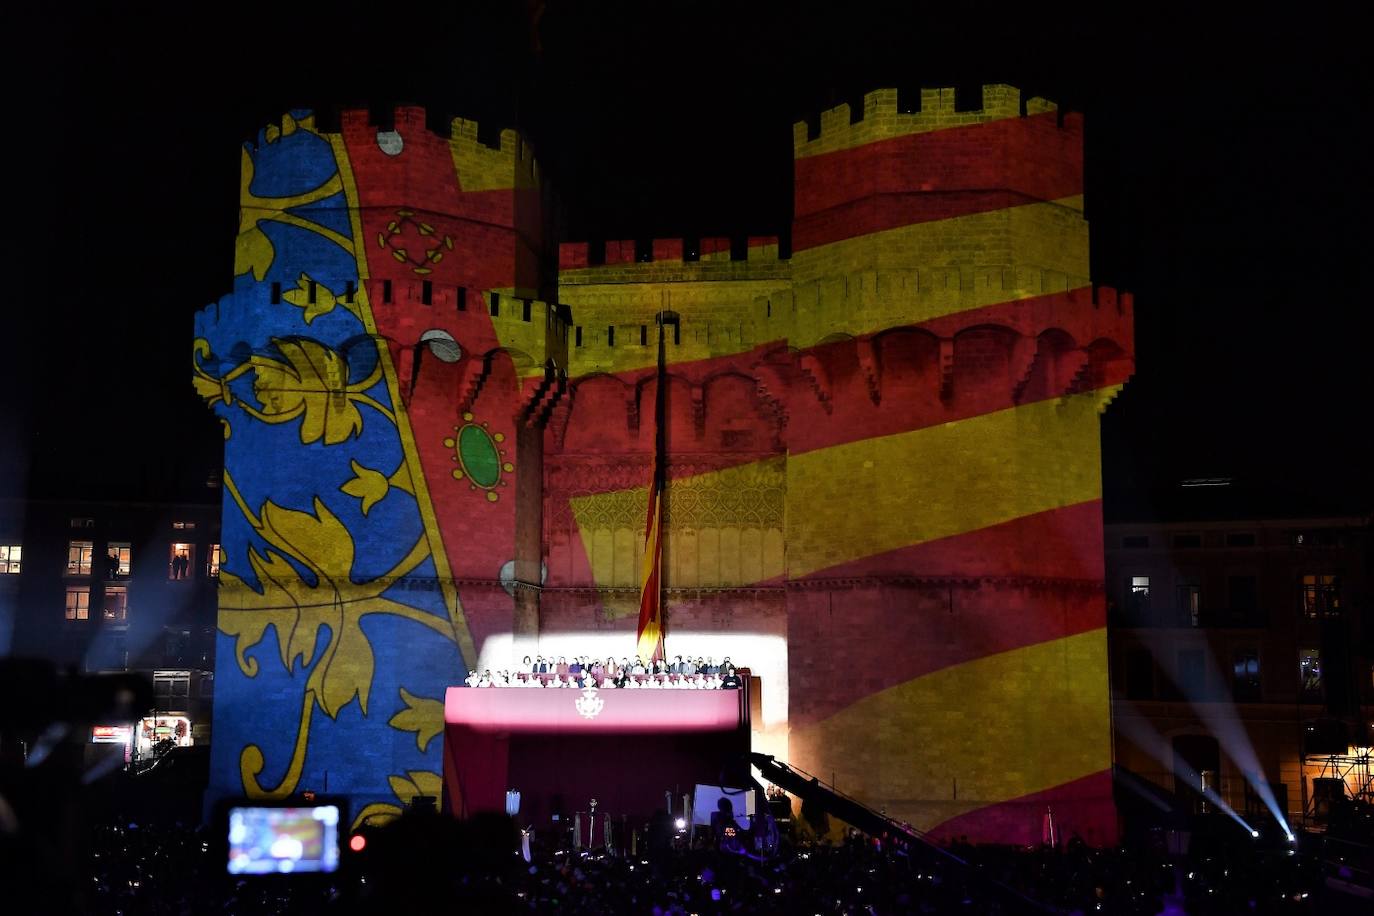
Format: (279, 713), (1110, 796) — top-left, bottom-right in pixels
(720, 665), (742, 689)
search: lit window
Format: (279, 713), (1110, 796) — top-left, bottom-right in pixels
(104, 586), (129, 622)
(1127, 576), (1151, 619)
(106, 542), (132, 578)
(173, 520), (196, 530)
(1299, 575), (1340, 618)
(1299, 649), (1323, 700)
(0, 544), (20, 574)
(207, 544), (222, 578)
(64, 586), (90, 620)
(67, 541), (93, 576)
(1232, 649), (1260, 702)
(70, 517), (95, 528)
(169, 543), (195, 580)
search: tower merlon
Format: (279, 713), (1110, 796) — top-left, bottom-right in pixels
(793, 84), (1079, 157)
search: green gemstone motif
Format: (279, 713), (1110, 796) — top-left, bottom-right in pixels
(458, 424), (501, 488)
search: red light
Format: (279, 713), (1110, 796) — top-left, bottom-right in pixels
(349, 834), (366, 852)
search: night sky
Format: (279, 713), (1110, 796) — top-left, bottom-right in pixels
(6, 2), (1369, 519)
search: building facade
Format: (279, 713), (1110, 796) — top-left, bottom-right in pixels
(1106, 514), (1373, 828)
(193, 85), (1133, 841)
(0, 498), (221, 749)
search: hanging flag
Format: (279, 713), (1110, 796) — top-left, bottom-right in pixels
(636, 317), (668, 663)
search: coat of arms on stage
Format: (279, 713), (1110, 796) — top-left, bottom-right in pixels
(575, 686), (604, 719)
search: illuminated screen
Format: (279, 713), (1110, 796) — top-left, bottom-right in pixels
(227, 805), (340, 875)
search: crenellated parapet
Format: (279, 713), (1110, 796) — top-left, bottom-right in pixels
(558, 236), (785, 274)
(791, 84), (1076, 159)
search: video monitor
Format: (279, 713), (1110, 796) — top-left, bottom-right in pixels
(227, 804), (341, 875)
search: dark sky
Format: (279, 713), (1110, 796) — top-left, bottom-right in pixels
(6, 1), (1369, 519)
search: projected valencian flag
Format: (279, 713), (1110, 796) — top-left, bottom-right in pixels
(196, 85), (1133, 844)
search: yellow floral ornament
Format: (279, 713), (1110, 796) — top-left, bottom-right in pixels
(217, 473), (460, 801)
(341, 460), (390, 515)
(282, 273), (362, 324)
(246, 338), (392, 445)
(353, 770), (444, 829)
(388, 688), (445, 753)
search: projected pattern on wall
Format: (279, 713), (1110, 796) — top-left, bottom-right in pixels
(196, 86), (1134, 843)
(194, 109), (551, 826)
(549, 87), (1133, 844)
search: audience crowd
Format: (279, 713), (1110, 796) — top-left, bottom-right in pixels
(68, 810), (1338, 915)
(463, 655), (744, 690)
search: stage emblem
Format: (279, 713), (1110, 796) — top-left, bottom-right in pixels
(575, 686), (604, 720)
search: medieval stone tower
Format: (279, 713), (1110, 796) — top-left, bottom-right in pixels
(195, 85), (1133, 842)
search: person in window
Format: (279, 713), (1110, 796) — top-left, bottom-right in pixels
(720, 664), (742, 689)
(106, 551), (120, 580)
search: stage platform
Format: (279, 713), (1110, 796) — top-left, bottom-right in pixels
(443, 683), (753, 824)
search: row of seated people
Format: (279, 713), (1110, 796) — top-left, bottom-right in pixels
(526, 655), (734, 677)
(462, 665), (743, 689)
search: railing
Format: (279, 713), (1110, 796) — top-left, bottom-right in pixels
(466, 671), (745, 690)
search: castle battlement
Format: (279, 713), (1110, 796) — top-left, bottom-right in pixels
(236, 104), (543, 191)
(559, 236), (785, 275)
(792, 84), (1080, 158)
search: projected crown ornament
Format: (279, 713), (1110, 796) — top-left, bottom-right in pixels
(575, 686), (604, 719)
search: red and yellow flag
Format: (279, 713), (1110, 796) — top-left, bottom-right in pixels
(635, 471), (664, 662)
(636, 318), (668, 663)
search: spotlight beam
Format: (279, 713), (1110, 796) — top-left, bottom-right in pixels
(1131, 633), (1294, 838)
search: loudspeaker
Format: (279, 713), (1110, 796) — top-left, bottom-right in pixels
(1304, 719), (1348, 756)
(1312, 778), (1346, 817)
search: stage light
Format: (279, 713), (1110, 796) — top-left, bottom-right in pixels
(349, 834), (366, 852)
(675, 818), (686, 830)
(1250, 830), (1260, 838)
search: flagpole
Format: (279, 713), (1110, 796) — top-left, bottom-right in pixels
(653, 307), (666, 662)
(635, 309), (668, 665)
